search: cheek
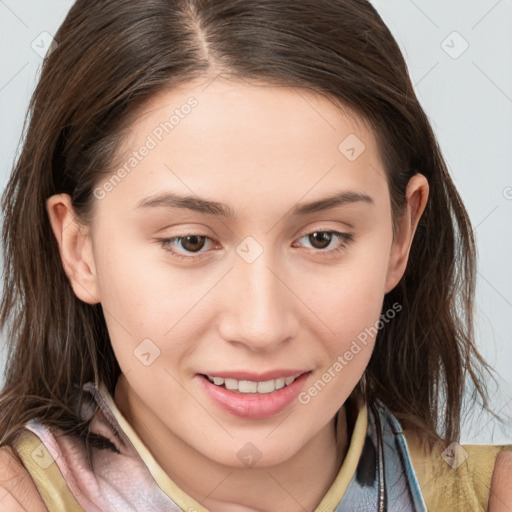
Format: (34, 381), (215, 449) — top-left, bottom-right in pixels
(305, 238), (391, 334)
(94, 228), (171, 318)
(298, 285), (383, 413)
(93, 231), (208, 372)
(299, 230), (392, 377)
(92, 233), (169, 359)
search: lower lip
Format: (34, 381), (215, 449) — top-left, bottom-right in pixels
(196, 372), (311, 420)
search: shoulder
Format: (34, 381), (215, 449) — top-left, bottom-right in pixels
(403, 429), (512, 512)
(0, 444), (47, 511)
(488, 449), (512, 512)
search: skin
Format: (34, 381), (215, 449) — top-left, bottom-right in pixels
(0, 446), (46, 511)
(45, 76), (433, 511)
(488, 450), (512, 512)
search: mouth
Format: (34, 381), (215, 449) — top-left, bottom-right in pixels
(197, 371), (312, 419)
(200, 374), (300, 394)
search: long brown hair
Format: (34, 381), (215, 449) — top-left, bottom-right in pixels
(0, 0), (498, 448)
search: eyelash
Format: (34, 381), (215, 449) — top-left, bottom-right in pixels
(158, 228), (354, 261)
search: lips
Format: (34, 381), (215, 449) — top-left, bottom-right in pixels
(204, 374), (297, 394)
(196, 370), (312, 419)
(199, 369), (309, 381)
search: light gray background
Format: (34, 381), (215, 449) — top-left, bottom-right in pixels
(0, 0), (511, 444)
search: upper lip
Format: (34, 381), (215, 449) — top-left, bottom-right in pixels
(201, 369), (311, 381)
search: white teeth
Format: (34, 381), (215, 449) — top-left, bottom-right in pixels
(256, 380), (275, 394)
(274, 378), (285, 390)
(225, 378), (239, 391)
(206, 375), (298, 394)
(239, 380), (258, 393)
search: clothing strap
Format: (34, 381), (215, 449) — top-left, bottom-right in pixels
(335, 400), (428, 511)
(11, 428), (86, 511)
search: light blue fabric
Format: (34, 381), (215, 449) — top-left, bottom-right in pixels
(335, 400), (428, 511)
(20, 382), (429, 511)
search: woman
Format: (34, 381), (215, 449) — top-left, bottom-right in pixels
(0, 0), (510, 510)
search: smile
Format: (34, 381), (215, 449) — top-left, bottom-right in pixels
(205, 375), (297, 394)
(197, 371), (312, 419)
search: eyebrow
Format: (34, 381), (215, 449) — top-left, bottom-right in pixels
(136, 190), (374, 218)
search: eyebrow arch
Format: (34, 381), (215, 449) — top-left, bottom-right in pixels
(136, 190), (374, 218)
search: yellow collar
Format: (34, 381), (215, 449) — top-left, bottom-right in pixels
(99, 385), (368, 511)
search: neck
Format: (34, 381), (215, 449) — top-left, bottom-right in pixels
(114, 375), (349, 512)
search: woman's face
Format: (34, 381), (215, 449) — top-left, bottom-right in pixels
(50, 77), (426, 468)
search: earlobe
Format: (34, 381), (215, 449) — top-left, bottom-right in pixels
(46, 194), (101, 304)
(384, 174), (429, 293)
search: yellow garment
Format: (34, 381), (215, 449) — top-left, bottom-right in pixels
(404, 431), (511, 512)
(11, 388), (511, 511)
(96, 386), (369, 512)
(11, 388), (367, 512)
(12, 429), (84, 511)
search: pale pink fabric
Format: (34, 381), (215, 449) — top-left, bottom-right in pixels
(25, 382), (183, 511)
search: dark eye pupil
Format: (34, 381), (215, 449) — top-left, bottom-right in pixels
(180, 233), (333, 253)
(182, 235), (206, 252)
(309, 232), (331, 249)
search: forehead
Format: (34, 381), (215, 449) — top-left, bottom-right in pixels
(97, 77), (388, 218)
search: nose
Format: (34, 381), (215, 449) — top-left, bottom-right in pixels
(218, 247), (299, 352)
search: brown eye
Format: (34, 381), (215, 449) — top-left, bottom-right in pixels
(295, 229), (354, 256)
(179, 235), (208, 253)
(159, 234), (215, 260)
(308, 231), (334, 250)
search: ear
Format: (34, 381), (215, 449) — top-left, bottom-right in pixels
(384, 173), (429, 293)
(46, 194), (100, 304)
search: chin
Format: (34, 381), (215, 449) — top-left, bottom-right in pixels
(208, 441), (300, 469)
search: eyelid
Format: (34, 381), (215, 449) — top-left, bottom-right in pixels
(293, 226), (354, 253)
(158, 233), (217, 260)
(158, 225), (354, 260)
